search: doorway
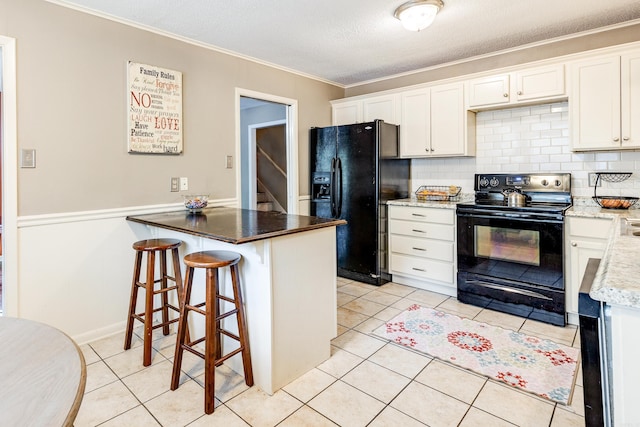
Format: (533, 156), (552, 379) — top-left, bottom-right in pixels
(236, 89), (298, 214)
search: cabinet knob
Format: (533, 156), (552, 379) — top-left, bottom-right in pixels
(430, 148), (435, 152)
(571, 242), (577, 247)
(613, 137), (620, 142)
(623, 137), (630, 141)
(425, 148), (429, 152)
(517, 91), (522, 95)
(503, 93), (508, 97)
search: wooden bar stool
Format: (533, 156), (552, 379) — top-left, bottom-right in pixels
(124, 238), (185, 366)
(171, 250), (253, 414)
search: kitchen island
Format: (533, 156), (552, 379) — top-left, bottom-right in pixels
(126, 207), (346, 394)
(567, 205), (640, 425)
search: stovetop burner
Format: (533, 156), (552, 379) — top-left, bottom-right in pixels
(461, 173), (572, 213)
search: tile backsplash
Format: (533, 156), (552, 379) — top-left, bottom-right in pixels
(411, 101), (640, 202)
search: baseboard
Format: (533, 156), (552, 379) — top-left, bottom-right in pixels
(72, 320), (126, 346)
(391, 274), (457, 298)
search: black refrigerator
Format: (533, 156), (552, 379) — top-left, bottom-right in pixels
(310, 120), (410, 285)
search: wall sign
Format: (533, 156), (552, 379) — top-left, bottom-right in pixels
(127, 61), (183, 154)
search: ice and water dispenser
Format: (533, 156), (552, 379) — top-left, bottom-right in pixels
(312, 172), (331, 201)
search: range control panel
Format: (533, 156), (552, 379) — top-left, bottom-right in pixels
(475, 173), (571, 192)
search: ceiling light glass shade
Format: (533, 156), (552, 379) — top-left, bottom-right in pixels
(394, 0), (444, 32)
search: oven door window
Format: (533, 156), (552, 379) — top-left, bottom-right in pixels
(475, 225), (540, 266)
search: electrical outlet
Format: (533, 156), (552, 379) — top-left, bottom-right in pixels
(180, 177), (188, 191)
(226, 155), (233, 169)
(588, 173), (601, 187)
(170, 177), (179, 192)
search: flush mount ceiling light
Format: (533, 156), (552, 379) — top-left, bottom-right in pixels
(394, 0), (444, 32)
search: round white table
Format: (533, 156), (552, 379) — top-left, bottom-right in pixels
(0, 317), (86, 426)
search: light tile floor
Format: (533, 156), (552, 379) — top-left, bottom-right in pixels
(75, 278), (586, 426)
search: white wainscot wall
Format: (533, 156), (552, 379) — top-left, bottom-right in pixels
(12, 196), (311, 345)
(14, 200), (227, 344)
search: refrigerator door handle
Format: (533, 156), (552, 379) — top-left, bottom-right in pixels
(330, 157), (337, 218)
(336, 157), (343, 217)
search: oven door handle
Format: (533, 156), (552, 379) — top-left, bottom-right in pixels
(456, 210), (563, 223)
(468, 280), (553, 301)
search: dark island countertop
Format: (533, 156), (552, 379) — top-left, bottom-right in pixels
(126, 207), (346, 244)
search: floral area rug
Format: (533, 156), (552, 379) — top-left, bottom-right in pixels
(373, 304), (580, 405)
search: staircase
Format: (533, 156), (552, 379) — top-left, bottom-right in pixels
(256, 182), (284, 212)
(256, 125), (287, 213)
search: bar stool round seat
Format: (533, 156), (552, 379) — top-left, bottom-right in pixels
(171, 250), (253, 414)
(124, 238), (185, 367)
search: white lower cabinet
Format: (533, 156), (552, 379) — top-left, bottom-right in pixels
(388, 205), (457, 296)
(564, 216), (613, 325)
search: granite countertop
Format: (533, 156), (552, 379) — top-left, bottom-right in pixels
(126, 207), (346, 244)
(568, 204), (640, 309)
(387, 193), (474, 209)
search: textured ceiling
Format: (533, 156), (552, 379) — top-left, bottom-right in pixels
(53, 0), (640, 86)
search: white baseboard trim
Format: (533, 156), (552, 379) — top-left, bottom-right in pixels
(73, 320), (127, 346)
(391, 274), (457, 298)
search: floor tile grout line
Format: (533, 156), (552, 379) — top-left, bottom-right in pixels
(340, 282), (583, 420)
(81, 278), (584, 427)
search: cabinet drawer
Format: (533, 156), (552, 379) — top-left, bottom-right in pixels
(389, 206), (454, 225)
(391, 253), (454, 283)
(389, 220), (455, 241)
(391, 235), (454, 262)
(567, 217), (612, 239)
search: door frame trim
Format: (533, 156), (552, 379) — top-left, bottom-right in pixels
(235, 88), (299, 214)
(1, 36), (18, 315)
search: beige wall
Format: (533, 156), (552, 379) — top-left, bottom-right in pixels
(345, 22), (640, 96)
(0, 0), (343, 216)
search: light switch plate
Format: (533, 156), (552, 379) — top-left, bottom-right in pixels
(180, 177), (188, 191)
(21, 149), (36, 168)
(226, 155), (233, 169)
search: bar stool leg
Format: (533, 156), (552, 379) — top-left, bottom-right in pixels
(124, 250), (143, 350)
(171, 265), (193, 391)
(160, 249), (170, 336)
(171, 247), (190, 344)
(204, 267), (217, 414)
(143, 250), (156, 366)
(231, 263), (254, 385)
(214, 269), (223, 364)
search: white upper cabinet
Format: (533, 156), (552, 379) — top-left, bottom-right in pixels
(515, 65), (565, 101)
(467, 64), (565, 109)
(331, 100), (362, 125)
(570, 50), (640, 151)
(399, 88), (430, 157)
(332, 94), (399, 126)
(362, 94), (400, 125)
(400, 82), (474, 158)
(468, 74), (511, 108)
(430, 83), (473, 157)
(621, 51), (640, 149)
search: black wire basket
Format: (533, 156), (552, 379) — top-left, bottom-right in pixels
(592, 196), (638, 209)
(592, 172), (638, 209)
(415, 185), (461, 201)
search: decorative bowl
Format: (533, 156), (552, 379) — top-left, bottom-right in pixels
(183, 195), (209, 212)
